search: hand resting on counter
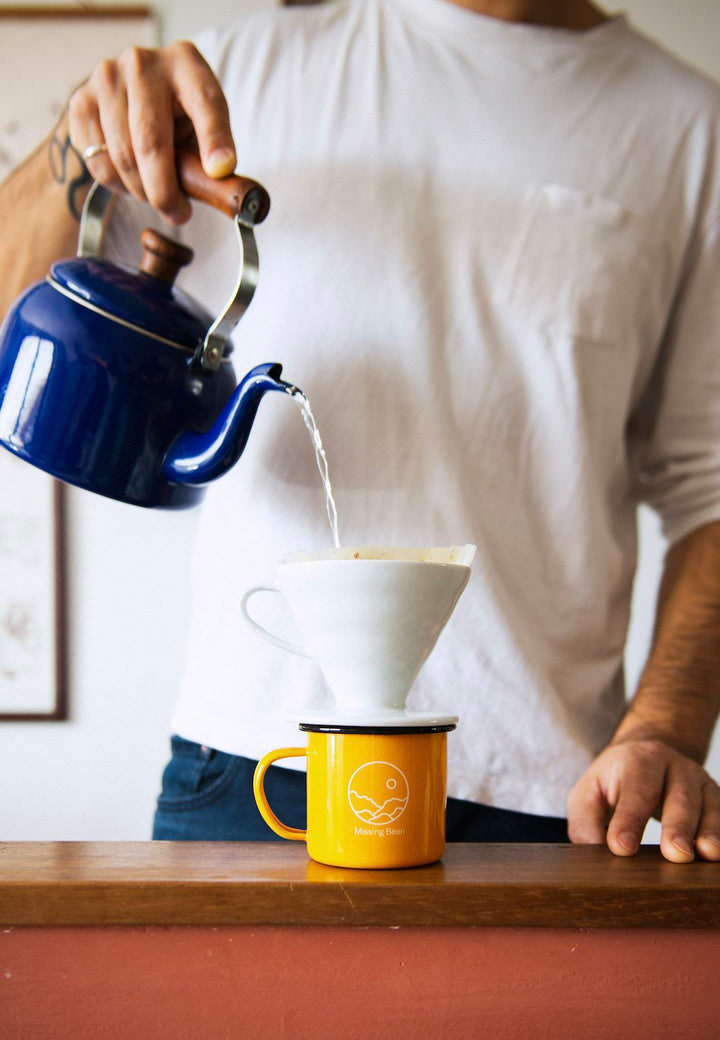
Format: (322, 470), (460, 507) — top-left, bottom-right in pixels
(568, 738), (720, 863)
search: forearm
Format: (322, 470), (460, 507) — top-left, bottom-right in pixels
(0, 112), (90, 316)
(612, 520), (720, 762)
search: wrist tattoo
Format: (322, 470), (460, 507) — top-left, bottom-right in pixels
(48, 131), (91, 222)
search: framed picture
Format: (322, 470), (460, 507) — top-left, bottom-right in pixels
(0, 451), (65, 720)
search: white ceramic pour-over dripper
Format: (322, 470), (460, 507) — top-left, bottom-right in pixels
(241, 546), (475, 723)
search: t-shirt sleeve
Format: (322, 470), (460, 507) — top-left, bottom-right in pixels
(629, 214), (720, 545)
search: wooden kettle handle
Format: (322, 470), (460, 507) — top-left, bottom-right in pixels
(177, 151), (270, 224)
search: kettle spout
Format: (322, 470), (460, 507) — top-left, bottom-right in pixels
(163, 362), (295, 486)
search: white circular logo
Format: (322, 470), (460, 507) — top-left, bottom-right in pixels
(347, 761), (410, 824)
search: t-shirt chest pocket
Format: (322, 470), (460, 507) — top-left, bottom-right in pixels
(493, 184), (666, 345)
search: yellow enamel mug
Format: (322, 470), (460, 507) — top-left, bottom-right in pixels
(253, 723), (455, 869)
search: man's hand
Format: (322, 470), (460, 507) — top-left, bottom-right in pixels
(568, 738), (720, 862)
(68, 41), (236, 225)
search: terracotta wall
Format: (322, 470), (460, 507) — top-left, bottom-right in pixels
(2, 925), (717, 1039)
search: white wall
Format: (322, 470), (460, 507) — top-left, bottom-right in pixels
(0, 0), (718, 840)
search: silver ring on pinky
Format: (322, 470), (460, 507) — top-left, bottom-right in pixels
(82, 143), (109, 162)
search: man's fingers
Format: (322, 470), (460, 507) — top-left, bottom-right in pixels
(170, 41), (237, 178)
(95, 59), (147, 203)
(695, 780), (720, 862)
(569, 742), (719, 863)
(567, 774), (607, 844)
(659, 760), (703, 863)
(68, 41), (234, 226)
(68, 85), (120, 190)
(124, 49), (190, 224)
(605, 760), (665, 857)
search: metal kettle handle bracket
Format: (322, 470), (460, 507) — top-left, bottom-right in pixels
(196, 213), (258, 371)
(76, 152), (271, 372)
(77, 180), (115, 260)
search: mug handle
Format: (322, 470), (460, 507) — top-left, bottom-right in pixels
(240, 586), (312, 657)
(253, 747), (308, 841)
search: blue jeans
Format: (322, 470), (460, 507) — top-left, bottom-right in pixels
(152, 735), (569, 842)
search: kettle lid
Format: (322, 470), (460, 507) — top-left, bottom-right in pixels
(50, 247), (215, 354)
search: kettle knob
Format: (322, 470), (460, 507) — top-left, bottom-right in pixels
(139, 228), (194, 286)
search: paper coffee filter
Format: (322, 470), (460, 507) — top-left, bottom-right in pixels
(282, 544), (476, 566)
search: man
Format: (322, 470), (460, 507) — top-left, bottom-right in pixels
(1, 0), (719, 861)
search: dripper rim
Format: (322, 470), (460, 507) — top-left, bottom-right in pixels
(283, 540), (478, 565)
(280, 558), (472, 571)
(281, 544), (476, 566)
(286, 710), (460, 728)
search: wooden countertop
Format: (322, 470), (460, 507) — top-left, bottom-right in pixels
(1, 842), (718, 928)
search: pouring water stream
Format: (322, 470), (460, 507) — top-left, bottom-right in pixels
(287, 387), (341, 548)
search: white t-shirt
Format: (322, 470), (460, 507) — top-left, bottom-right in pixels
(114, 0), (720, 817)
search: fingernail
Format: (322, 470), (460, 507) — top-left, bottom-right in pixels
(618, 831), (638, 853)
(206, 148), (235, 178)
(699, 835), (720, 850)
(671, 836), (693, 857)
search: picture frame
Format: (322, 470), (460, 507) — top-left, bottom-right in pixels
(0, 453), (66, 721)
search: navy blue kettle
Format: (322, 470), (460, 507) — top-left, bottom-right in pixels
(0, 154), (295, 508)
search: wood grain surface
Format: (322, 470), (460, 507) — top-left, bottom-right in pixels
(0, 842), (717, 928)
